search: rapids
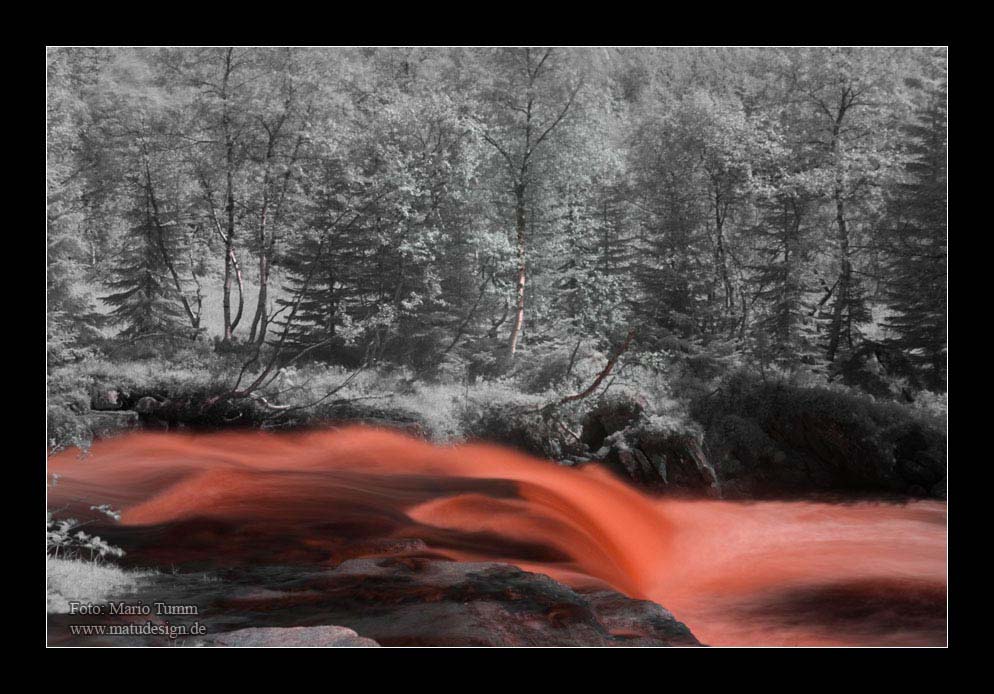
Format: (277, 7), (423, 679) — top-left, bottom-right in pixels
(47, 426), (947, 646)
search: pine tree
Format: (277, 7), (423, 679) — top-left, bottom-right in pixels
(882, 72), (947, 390)
(102, 195), (192, 340)
(744, 189), (822, 371)
(47, 48), (112, 363)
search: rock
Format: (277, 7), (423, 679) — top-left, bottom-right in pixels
(49, 558), (702, 647)
(604, 434), (642, 481)
(203, 625), (379, 647)
(580, 590), (699, 645)
(599, 424), (719, 496)
(134, 396), (161, 415)
(90, 388), (123, 411)
(262, 558), (702, 647)
(649, 434), (718, 494)
(632, 448), (656, 479)
(650, 453), (668, 483)
(581, 395), (645, 450)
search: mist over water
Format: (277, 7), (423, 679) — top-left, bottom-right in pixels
(48, 427), (946, 646)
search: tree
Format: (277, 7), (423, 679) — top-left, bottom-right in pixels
(75, 50), (208, 341)
(174, 47), (312, 345)
(882, 57), (947, 390)
(785, 48), (909, 362)
(743, 178), (822, 371)
(470, 48), (583, 358)
(47, 48), (113, 362)
(46, 47), (947, 399)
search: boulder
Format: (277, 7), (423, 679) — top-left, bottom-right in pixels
(597, 423), (719, 496)
(580, 589), (699, 644)
(215, 558), (702, 647)
(639, 431), (717, 493)
(49, 558), (702, 647)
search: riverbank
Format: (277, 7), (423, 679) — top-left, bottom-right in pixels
(48, 349), (947, 502)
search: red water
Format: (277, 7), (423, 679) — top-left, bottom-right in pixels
(48, 427), (947, 646)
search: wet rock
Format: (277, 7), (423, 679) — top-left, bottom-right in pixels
(632, 448), (654, 478)
(603, 434), (641, 481)
(202, 625), (379, 647)
(597, 423), (719, 497)
(48, 558), (702, 647)
(650, 453), (669, 483)
(580, 590), (699, 645)
(640, 432), (718, 495)
(266, 558), (702, 647)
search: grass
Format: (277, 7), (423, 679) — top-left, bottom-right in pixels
(47, 557), (155, 614)
(268, 364), (552, 443)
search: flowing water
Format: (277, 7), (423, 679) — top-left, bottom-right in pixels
(47, 426), (947, 646)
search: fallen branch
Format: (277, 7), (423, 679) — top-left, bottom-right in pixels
(531, 328), (636, 416)
(259, 351), (375, 422)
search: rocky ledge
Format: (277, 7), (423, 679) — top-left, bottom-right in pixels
(47, 557), (701, 647)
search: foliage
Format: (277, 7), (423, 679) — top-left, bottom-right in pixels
(48, 48), (947, 433)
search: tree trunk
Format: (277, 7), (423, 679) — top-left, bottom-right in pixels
(221, 201), (234, 341)
(825, 102), (854, 363)
(249, 129), (284, 345)
(826, 191), (851, 362)
(220, 48), (236, 343)
(249, 255), (270, 345)
(508, 189), (527, 357)
(229, 247), (244, 330)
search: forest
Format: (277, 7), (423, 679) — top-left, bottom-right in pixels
(46, 46), (949, 648)
(47, 46), (946, 432)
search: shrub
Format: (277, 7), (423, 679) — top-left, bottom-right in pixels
(692, 370), (947, 496)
